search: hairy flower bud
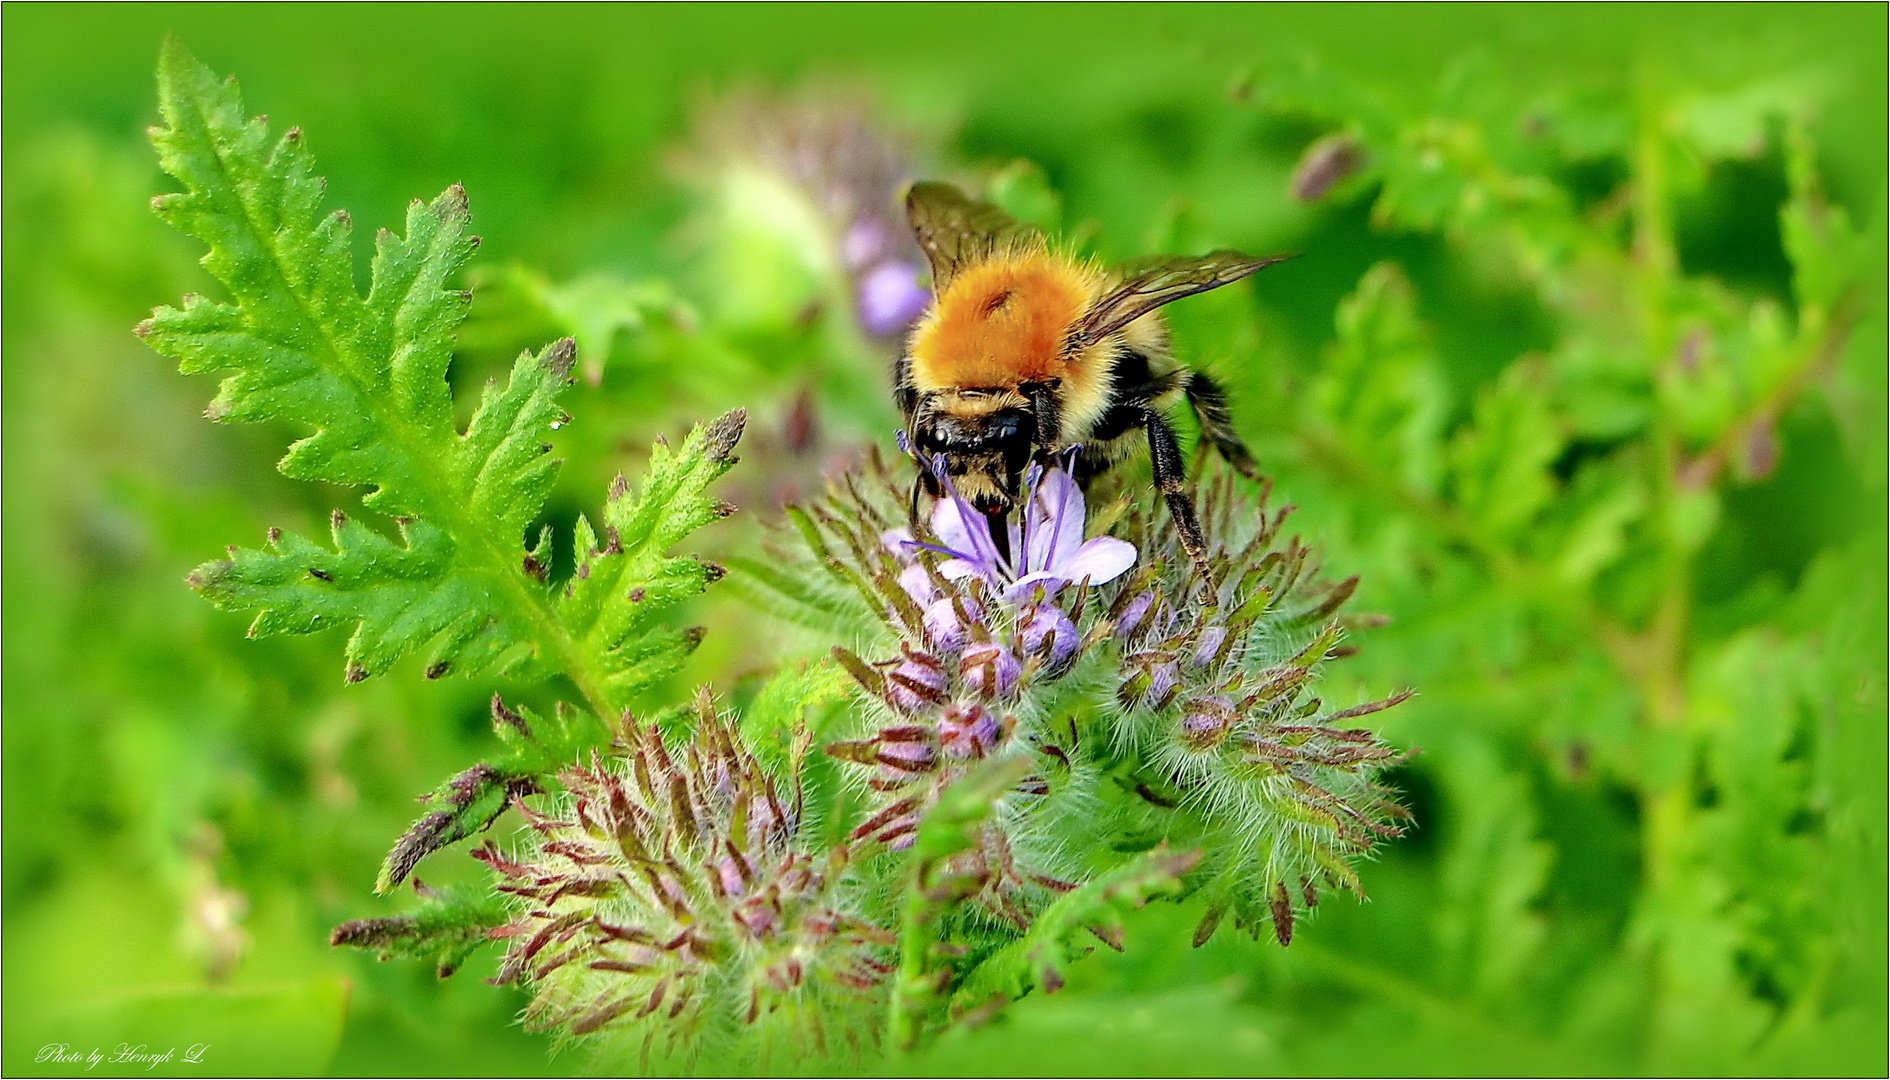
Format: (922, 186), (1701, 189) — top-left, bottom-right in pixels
(1190, 626), (1229, 669)
(484, 718), (890, 1063)
(960, 641), (1022, 700)
(938, 703), (1001, 759)
(1116, 590), (1156, 641)
(924, 594), (982, 654)
(876, 735), (937, 774)
(899, 563), (938, 607)
(887, 650), (948, 713)
(1291, 133), (1365, 202)
(1181, 695), (1237, 750)
(1145, 660), (1181, 712)
(1019, 604), (1079, 673)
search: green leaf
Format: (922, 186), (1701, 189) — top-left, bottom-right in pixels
(736, 656), (854, 777)
(1312, 262), (1449, 494)
(332, 880), (511, 977)
(376, 697), (607, 893)
(467, 264), (696, 385)
(950, 845), (1200, 1013)
(1448, 359), (1564, 541)
(555, 409), (746, 705)
(143, 39), (481, 518)
(144, 44), (742, 713)
(911, 756), (1034, 866)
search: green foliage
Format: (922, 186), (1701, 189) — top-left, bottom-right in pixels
(5, 7), (1883, 1077)
(1310, 262), (1448, 494)
(950, 845), (1199, 1011)
(141, 42), (741, 718)
(375, 698), (606, 894)
(329, 880), (511, 978)
(1245, 43), (1887, 1075)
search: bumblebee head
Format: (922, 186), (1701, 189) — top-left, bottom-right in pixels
(910, 391), (1034, 514)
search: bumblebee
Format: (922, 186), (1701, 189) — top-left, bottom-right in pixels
(894, 181), (1288, 569)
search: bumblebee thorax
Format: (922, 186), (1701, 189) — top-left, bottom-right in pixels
(907, 253), (1103, 392)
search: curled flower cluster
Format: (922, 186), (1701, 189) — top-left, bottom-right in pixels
(1102, 470), (1412, 943)
(805, 454), (1138, 921)
(765, 454), (1411, 948)
(481, 704), (890, 1067)
(480, 448), (1410, 1065)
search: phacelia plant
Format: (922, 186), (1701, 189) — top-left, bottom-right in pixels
(145, 42), (1408, 1070)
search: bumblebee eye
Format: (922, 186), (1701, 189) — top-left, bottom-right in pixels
(1002, 436), (1032, 475)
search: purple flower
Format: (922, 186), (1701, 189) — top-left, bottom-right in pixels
(842, 219), (890, 271)
(1116, 590), (1156, 640)
(1181, 695), (1236, 750)
(877, 738), (936, 772)
(924, 594), (981, 654)
(1131, 660), (1180, 712)
(882, 528), (943, 608)
(856, 261), (930, 337)
(717, 856), (747, 898)
(916, 457), (1136, 603)
(887, 651), (947, 714)
(1191, 626), (1228, 668)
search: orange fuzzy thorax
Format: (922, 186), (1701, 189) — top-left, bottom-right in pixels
(907, 252), (1103, 391)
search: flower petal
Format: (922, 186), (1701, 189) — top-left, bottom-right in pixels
(929, 469), (1007, 578)
(881, 528), (916, 564)
(898, 563), (938, 606)
(1025, 467), (1086, 576)
(1061, 537), (1136, 585)
(938, 558), (984, 582)
(1002, 571), (1067, 605)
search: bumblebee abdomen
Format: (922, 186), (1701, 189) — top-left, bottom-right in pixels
(907, 253), (1100, 391)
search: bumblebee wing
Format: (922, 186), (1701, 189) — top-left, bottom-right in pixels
(1069, 250), (1292, 348)
(904, 181), (1035, 292)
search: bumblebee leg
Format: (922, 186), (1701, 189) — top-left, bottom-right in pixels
(1140, 406), (1211, 575)
(1180, 370), (1261, 479)
(1021, 380), (1063, 448)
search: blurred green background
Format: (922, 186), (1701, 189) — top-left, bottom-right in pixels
(4, 4), (1885, 1075)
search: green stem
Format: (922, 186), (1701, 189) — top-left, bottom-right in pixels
(1628, 67), (1702, 1065)
(889, 869), (938, 1052)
